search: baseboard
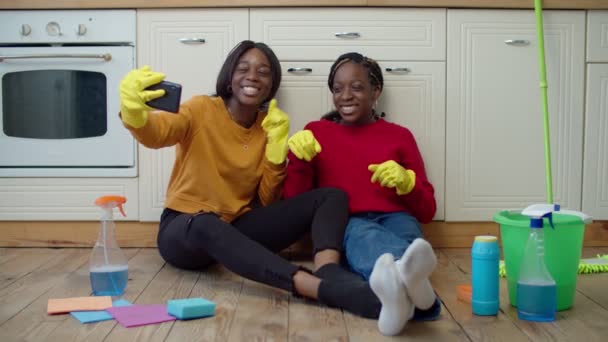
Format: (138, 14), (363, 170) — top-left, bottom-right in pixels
(0, 220), (606, 248)
(0, 221), (158, 247)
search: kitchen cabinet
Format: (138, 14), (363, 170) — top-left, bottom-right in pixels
(582, 11), (608, 219)
(251, 8), (447, 220)
(136, 9), (249, 221)
(445, 10), (585, 221)
(9, 7), (601, 224)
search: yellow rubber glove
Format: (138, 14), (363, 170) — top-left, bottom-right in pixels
(288, 130), (322, 162)
(261, 99), (290, 165)
(368, 160), (417, 195)
(119, 66), (166, 128)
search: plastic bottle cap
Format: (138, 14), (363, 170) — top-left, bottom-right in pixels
(474, 235), (497, 243)
(95, 195), (126, 206)
(530, 217), (544, 228)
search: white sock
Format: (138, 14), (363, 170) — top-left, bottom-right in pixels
(370, 253), (415, 336)
(396, 238), (437, 310)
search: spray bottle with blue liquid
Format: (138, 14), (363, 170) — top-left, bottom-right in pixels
(90, 195), (129, 296)
(517, 204), (558, 322)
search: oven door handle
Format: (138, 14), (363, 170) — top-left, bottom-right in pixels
(0, 53), (112, 62)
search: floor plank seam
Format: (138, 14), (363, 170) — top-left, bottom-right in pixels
(224, 277), (244, 341)
(577, 289), (608, 311)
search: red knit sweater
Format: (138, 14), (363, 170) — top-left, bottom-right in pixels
(284, 119), (436, 223)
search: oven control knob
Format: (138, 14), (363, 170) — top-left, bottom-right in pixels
(46, 21), (61, 36)
(20, 24), (32, 36)
(77, 24), (87, 36)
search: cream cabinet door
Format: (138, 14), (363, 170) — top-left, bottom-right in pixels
(446, 10), (585, 221)
(583, 11), (608, 220)
(275, 62), (334, 136)
(379, 62), (446, 220)
(136, 9), (248, 221)
(582, 64), (608, 219)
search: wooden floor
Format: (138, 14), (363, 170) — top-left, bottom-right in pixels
(1, 247), (607, 341)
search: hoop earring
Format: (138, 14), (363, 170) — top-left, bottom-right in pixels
(227, 85), (233, 94)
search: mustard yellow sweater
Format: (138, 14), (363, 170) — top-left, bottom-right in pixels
(128, 96), (286, 222)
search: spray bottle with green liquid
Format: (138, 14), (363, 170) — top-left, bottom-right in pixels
(90, 195), (129, 296)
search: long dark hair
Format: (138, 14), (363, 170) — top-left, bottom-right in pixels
(215, 40), (282, 105)
(322, 52), (385, 122)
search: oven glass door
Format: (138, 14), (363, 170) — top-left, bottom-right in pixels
(0, 46), (134, 170)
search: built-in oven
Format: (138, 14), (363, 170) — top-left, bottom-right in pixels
(0, 10), (136, 177)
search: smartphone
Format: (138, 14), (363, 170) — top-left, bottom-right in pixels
(145, 81), (182, 113)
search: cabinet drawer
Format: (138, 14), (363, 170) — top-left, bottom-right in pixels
(587, 10), (608, 62)
(251, 8), (446, 61)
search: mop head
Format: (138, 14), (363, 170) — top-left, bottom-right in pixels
(499, 255), (608, 277)
(578, 255), (608, 274)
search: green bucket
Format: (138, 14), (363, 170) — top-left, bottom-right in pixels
(494, 210), (585, 311)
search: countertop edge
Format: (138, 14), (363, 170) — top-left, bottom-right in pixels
(1, 1), (607, 10)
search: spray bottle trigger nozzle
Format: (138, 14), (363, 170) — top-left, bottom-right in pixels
(543, 212), (555, 229)
(94, 195), (127, 217)
(117, 203), (126, 217)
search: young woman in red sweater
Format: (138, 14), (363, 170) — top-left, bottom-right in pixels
(284, 52), (441, 335)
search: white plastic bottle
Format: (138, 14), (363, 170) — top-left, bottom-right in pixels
(90, 195), (129, 296)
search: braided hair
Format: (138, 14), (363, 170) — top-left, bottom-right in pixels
(322, 52), (386, 122)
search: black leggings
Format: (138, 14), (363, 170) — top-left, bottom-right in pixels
(157, 188), (349, 293)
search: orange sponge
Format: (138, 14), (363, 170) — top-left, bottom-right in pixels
(456, 285), (472, 304)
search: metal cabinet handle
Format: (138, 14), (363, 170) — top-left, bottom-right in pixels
(179, 38), (206, 44)
(335, 32), (360, 39)
(385, 67), (411, 73)
(504, 39), (530, 46)
(287, 67), (313, 73)
(0, 53), (112, 62)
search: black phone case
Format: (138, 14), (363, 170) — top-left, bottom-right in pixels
(145, 81), (182, 113)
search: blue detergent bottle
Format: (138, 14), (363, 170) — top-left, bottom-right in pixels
(90, 195), (129, 296)
(516, 208), (556, 322)
(471, 235), (500, 315)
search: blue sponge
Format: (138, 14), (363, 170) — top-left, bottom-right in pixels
(167, 298), (216, 320)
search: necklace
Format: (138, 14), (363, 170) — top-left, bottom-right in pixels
(226, 107), (251, 150)
(226, 107), (239, 124)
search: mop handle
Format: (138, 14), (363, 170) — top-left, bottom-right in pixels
(534, 0), (554, 204)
